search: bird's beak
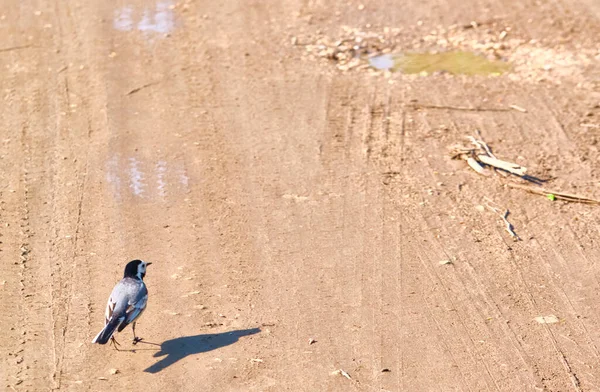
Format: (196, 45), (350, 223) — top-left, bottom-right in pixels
(146, 262), (152, 266)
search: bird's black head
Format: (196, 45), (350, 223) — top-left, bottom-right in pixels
(124, 259), (152, 280)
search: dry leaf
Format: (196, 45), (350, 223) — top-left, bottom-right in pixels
(181, 290), (201, 298)
(467, 157), (490, 176)
(509, 104), (527, 113)
(534, 315), (559, 324)
(477, 155), (527, 176)
(331, 369), (352, 380)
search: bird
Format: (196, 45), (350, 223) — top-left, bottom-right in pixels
(92, 259), (151, 348)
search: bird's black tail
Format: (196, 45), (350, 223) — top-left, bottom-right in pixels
(92, 318), (123, 344)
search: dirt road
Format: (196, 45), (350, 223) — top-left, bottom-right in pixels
(2, 0), (600, 390)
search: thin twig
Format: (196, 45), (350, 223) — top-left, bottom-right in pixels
(477, 155), (527, 176)
(331, 369), (392, 392)
(125, 80), (162, 96)
(466, 157), (490, 176)
(509, 104), (527, 113)
(474, 129), (496, 158)
(471, 130), (513, 177)
(485, 201), (521, 241)
(468, 135), (489, 155)
(0, 44), (33, 53)
(467, 129), (508, 177)
(501, 210), (521, 241)
(507, 183), (600, 205)
(408, 103), (510, 112)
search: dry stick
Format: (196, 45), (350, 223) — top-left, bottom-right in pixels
(463, 132), (524, 178)
(501, 210), (521, 241)
(408, 103), (511, 112)
(331, 369), (392, 392)
(332, 369), (352, 380)
(477, 155), (527, 176)
(126, 70), (180, 96)
(466, 157), (490, 176)
(485, 202), (521, 241)
(507, 183), (600, 205)
(125, 80), (162, 96)
(453, 149), (525, 177)
(468, 135), (489, 155)
(0, 44), (32, 53)
(509, 104), (527, 113)
(474, 130), (496, 158)
(470, 132), (515, 178)
(466, 131), (526, 176)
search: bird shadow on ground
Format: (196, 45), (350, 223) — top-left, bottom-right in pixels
(143, 327), (261, 373)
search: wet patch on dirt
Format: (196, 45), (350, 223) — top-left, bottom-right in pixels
(369, 51), (510, 75)
(113, 1), (176, 35)
(105, 154), (190, 201)
(299, 23), (599, 85)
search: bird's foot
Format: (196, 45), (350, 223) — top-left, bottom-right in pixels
(111, 336), (122, 351)
(132, 337), (143, 345)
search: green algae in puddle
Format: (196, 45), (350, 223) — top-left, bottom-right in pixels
(369, 52), (510, 75)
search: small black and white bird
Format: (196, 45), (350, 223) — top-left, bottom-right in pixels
(92, 259), (151, 347)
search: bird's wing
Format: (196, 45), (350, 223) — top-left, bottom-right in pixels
(124, 293), (148, 324)
(104, 295), (117, 325)
(104, 279), (134, 325)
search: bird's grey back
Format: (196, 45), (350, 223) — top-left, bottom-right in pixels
(110, 277), (148, 316)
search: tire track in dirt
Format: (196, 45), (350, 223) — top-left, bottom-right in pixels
(524, 224), (600, 390)
(397, 76), (600, 390)
(285, 77), (366, 388)
(5, 0), (600, 390)
(392, 174), (503, 388)
(370, 79), (542, 389)
(440, 77), (591, 390)
(314, 77), (401, 390)
(425, 195), (540, 388)
(82, 3), (279, 387)
(45, 2), (95, 388)
(19, 122), (55, 390)
(364, 85), (405, 392)
(73, 8), (257, 389)
(498, 89), (598, 391)
(0, 118), (33, 390)
(1, 1), (68, 386)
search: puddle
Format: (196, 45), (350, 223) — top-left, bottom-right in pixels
(106, 155), (122, 200)
(369, 51), (510, 75)
(113, 1), (175, 34)
(179, 171), (189, 188)
(138, 1), (175, 34)
(368, 54), (395, 70)
(128, 157), (145, 196)
(176, 162), (190, 193)
(105, 155), (190, 201)
(156, 160), (167, 198)
(113, 6), (134, 31)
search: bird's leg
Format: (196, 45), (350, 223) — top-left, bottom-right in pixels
(110, 336), (122, 351)
(132, 322), (143, 345)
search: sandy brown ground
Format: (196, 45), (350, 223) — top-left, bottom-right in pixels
(2, 0), (600, 391)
